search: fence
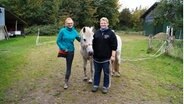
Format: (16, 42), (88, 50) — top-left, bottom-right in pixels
(148, 32), (183, 59)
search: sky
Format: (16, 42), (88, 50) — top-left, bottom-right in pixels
(119, 0), (159, 11)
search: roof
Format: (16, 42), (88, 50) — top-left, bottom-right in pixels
(140, 2), (159, 19)
(5, 10), (27, 26)
(0, 6), (27, 26)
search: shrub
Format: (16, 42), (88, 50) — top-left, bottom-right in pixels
(25, 25), (59, 36)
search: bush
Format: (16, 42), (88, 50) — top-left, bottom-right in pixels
(25, 25), (59, 36)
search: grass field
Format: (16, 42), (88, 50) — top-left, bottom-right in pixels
(0, 33), (183, 104)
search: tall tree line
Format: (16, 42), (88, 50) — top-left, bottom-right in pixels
(118, 7), (146, 31)
(1, 0), (62, 25)
(0, 0), (120, 28)
(1, 0), (181, 31)
(154, 0), (183, 29)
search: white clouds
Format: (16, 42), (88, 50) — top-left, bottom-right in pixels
(119, 0), (159, 11)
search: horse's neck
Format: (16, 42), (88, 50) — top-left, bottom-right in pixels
(81, 48), (89, 58)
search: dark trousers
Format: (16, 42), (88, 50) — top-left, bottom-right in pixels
(93, 61), (110, 88)
(65, 51), (74, 81)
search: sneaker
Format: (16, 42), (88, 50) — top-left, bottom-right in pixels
(102, 87), (108, 94)
(92, 86), (98, 92)
(64, 83), (68, 89)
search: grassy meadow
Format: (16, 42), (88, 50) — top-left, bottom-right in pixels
(0, 33), (183, 104)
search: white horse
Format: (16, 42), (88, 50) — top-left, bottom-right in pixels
(80, 26), (94, 83)
(111, 31), (122, 77)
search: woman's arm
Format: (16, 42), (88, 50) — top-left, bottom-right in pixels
(56, 29), (65, 50)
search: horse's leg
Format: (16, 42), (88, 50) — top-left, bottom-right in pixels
(114, 54), (120, 77)
(111, 59), (115, 76)
(114, 56), (118, 72)
(117, 51), (121, 73)
(83, 58), (88, 81)
(88, 59), (93, 83)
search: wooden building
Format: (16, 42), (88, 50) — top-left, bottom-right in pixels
(140, 2), (183, 39)
(140, 2), (167, 36)
(0, 6), (27, 40)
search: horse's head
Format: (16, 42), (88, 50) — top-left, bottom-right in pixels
(80, 26), (94, 56)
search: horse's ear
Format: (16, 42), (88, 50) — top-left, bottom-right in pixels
(91, 26), (95, 33)
(83, 27), (86, 33)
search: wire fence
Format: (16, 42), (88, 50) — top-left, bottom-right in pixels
(149, 32), (183, 59)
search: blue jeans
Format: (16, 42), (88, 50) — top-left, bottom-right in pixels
(93, 60), (110, 88)
(65, 51), (74, 81)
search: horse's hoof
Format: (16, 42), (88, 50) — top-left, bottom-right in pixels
(111, 73), (114, 76)
(111, 72), (115, 76)
(114, 72), (120, 77)
(88, 79), (93, 84)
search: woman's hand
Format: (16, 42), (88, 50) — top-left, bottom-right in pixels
(65, 49), (68, 52)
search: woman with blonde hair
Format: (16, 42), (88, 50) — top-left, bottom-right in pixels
(56, 17), (80, 89)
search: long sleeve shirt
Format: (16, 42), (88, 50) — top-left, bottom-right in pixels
(92, 28), (117, 61)
(56, 27), (80, 52)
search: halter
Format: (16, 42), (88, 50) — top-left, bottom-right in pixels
(82, 43), (92, 50)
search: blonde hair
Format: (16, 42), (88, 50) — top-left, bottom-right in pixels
(65, 17), (74, 25)
(100, 17), (109, 24)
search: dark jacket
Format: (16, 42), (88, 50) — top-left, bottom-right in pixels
(92, 28), (117, 61)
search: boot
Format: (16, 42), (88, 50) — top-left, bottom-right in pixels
(64, 79), (69, 89)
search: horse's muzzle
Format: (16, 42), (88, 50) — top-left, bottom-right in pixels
(88, 51), (93, 56)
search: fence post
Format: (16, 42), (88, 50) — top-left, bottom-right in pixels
(36, 28), (40, 45)
(165, 26), (174, 54)
(147, 34), (153, 53)
(148, 34), (153, 49)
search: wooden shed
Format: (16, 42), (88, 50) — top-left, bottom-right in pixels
(140, 2), (183, 39)
(0, 6), (27, 40)
(140, 2), (169, 36)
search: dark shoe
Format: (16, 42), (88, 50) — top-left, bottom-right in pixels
(102, 87), (108, 94)
(92, 86), (98, 92)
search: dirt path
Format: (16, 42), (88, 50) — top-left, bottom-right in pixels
(2, 41), (171, 104)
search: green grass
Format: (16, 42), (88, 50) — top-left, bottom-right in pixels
(0, 36), (33, 87)
(0, 36), (36, 100)
(132, 56), (183, 103)
(120, 33), (183, 103)
(0, 35), (56, 90)
(121, 34), (154, 60)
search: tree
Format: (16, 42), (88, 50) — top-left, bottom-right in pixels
(58, 0), (80, 26)
(94, 0), (120, 29)
(1, 0), (60, 25)
(1, 0), (120, 28)
(58, 0), (97, 28)
(77, 0), (97, 28)
(154, 0), (183, 29)
(119, 8), (132, 30)
(131, 7), (146, 31)
(53, 0), (61, 26)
